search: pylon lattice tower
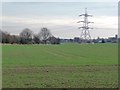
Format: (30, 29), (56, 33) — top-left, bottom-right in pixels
(78, 8), (93, 43)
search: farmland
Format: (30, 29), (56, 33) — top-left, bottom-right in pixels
(2, 43), (118, 88)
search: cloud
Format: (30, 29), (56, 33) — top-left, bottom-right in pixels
(92, 16), (118, 29)
(2, 16), (77, 26)
(2, 15), (118, 28)
(1, 15), (118, 38)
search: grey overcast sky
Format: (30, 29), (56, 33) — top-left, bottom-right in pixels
(2, 0), (119, 2)
(1, 1), (118, 39)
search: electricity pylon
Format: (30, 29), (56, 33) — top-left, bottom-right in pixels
(77, 8), (93, 43)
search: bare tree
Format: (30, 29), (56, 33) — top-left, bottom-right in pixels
(38, 27), (52, 44)
(20, 28), (33, 44)
(48, 36), (60, 44)
(2, 31), (10, 43)
(20, 28), (33, 39)
(9, 35), (20, 44)
(33, 34), (40, 44)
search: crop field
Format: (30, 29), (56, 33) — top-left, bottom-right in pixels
(2, 43), (118, 88)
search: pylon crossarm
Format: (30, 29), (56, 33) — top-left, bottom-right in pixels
(78, 27), (93, 29)
(77, 21), (84, 23)
(79, 14), (85, 16)
(87, 22), (94, 24)
(79, 14), (92, 17)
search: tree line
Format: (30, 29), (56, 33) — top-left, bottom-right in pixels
(0, 27), (60, 44)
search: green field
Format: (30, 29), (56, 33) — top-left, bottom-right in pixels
(2, 43), (118, 88)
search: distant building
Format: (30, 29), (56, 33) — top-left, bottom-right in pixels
(74, 37), (81, 43)
(60, 35), (118, 44)
(107, 35), (118, 43)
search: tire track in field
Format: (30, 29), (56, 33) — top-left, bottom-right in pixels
(43, 47), (106, 61)
(43, 48), (70, 59)
(43, 47), (86, 60)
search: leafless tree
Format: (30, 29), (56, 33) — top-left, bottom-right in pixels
(33, 34), (40, 44)
(20, 28), (33, 39)
(1, 28), (60, 44)
(20, 28), (33, 44)
(38, 27), (52, 44)
(1, 31), (10, 43)
(48, 36), (60, 44)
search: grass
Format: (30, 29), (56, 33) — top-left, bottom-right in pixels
(2, 43), (118, 88)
